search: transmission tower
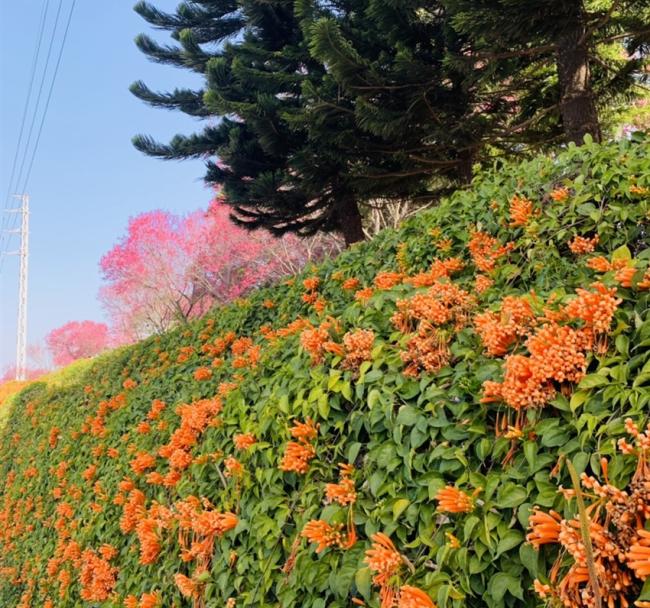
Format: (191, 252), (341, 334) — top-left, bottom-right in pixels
(5, 195), (30, 380)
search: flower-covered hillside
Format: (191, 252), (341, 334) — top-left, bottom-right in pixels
(0, 137), (649, 608)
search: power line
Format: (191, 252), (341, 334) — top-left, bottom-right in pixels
(12, 0), (66, 197)
(0, 1), (50, 254)
(1, 0), (77, 274)
(20, 0), (78, 194)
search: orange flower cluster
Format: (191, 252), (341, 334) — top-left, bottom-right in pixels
(529, 419), (650, 607)
(157, 397), (223, 485)
(481, 285), (620, 410)
(568, 234), (599, 255)
(200, 330), (236, 358)
(404, 257), (464, 288)
(300, 319), (343, 364)
(224, 456), (243, 478)
(325, 463), (357, 506)
(474, 295), (536, 356)
(393, 281), (475, 334)
(474, 274), (493, 294)
(398, 586), (437, 608)
(279, 419), (318, 474)
(174, 496), (238, 571)
(231, 336), (261, 368)
(355, 287), (374, 302)
(78, 548), (118, 601)
(509, 195), (536, 227)
(342, 277), (361, 291)
(130, 452), (156, 475)
(233, 433), (256, 450)
(174, 572), (198, 598)
(564, 282), (621, 336)
(193, 366), (212, 381)
(550, 186), (570, 202)
(301, 520), (352, 552)
(468, 230), (515, 273)
(374, 271), (404, 290)
(342, 329), (375, 371)
(435, 486), (475, 513)
(302, 276), (320, 304)
(400, 326), (451, 377)
(365, 533), (403, 608)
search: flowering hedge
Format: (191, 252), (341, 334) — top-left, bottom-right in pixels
(1, 136), (649, 608)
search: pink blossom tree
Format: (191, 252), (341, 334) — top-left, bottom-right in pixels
(46, 321), (110, 367)
(99, 194), (341, 341)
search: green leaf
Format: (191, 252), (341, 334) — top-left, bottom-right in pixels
(392, 498), (410, 520)
(354, 567), (372, 599)
(496, 483), (528, 508)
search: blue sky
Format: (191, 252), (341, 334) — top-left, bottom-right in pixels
(0, 1), (211, 371)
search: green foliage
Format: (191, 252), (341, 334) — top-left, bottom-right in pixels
(0, 138), (648, 607)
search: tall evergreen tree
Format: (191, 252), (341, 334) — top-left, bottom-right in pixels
(132, 0), (444, 245)
(304, 0), (565, 185)
(439, 0), (650, 144)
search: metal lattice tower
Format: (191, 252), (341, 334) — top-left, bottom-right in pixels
(6, 195), (30, 380)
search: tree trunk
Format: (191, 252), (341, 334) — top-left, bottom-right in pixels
(457, 149), (474, 185)
(555, 14), (601, 145)
(336, 197), (365, 246)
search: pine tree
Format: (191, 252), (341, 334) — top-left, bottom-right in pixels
(303, 0), (563, 186)
(440, 0), (650, 144)
(133, 0), (437, 245)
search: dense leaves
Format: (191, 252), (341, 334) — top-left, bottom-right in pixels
(0, 138), (648, 608)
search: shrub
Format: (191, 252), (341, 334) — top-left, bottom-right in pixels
(0, 136), (648, 608)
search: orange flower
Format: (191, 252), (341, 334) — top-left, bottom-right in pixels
(435, 486), (474, 513)
(303, 276), (320, 291)
(398, 586), (436, 608)
(626, 529), (650, 579)
(638, 268), (650, 290)
(279, 441), (316, 474)
(509, 195), (535, 227)
(135, 517), (162, 565)
(586, 256), (612, 272)
(365, 533), (402, 589)
(79, 549), (118, 601)
(374, 271), (404, 290)
(263, 299), (275, 309)
(526, 508), (562, 548)
(564, 282), (621, 335)
(123, 595), (138, 608)
(474, 274), (493, 294)
(342, 329), (375, 371)
(98, 544), (117, 561)
(169, 448), (193, 471)
(290, 418), (319, 442)
(355, 287), (374, 303)
(233, 433), (256, 450)
(549, 187), (570, 202)
(139, 592), (161, 608)
(468, 230), (515, 273)
(224, 456), (243, 477)
(174, 573), (197, 598)
(193, 367), (212, 381)
(325, 464), (357, 506)
(301, 520), (345, 552)
(130, 452), (156, 475)
(82, 464), (97, 482)
(343, 277), (360, 290)
(137, 421), (151, 435)
(123, 378), (137, 390)
(615, 264), (636, 287)
(568, 234), (599, 255)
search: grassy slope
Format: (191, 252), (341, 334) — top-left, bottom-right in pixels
(0, 137), (649, 608)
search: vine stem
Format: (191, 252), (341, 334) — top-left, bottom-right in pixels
(566, 459), (602, 608)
